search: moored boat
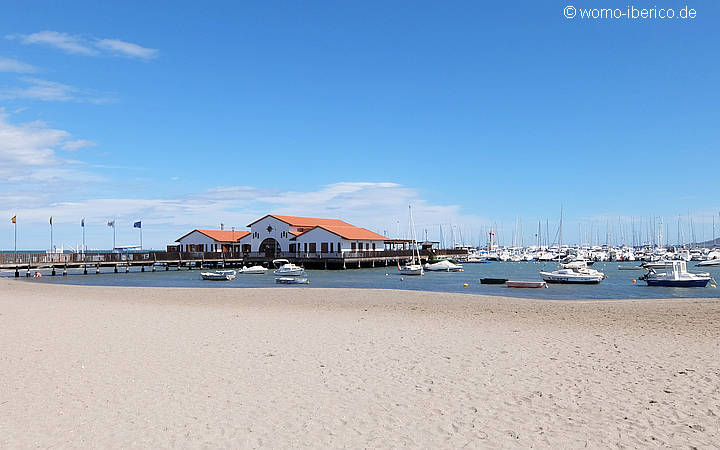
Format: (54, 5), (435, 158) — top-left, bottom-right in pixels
(506, 280), (547, 288)
(274, 263), (305, 276)
(201, 270), (236, 281)
(423, 260), (464, 272)
(639, 261), (712, 287)
(480, 277), (508, 284)
(540, 261), (605, 284)
(275, 276), (309, 284)
(240, 265), (268, 274)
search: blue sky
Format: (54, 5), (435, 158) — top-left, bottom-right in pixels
(1, 1), (719, 250)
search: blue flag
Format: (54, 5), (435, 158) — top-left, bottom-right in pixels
(134, 221), (142, 229)
(81, 218), (85, 227)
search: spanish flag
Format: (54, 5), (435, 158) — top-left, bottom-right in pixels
(11, 216), (16, 224)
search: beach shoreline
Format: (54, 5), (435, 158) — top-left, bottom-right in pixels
(1, 279), (718, 447)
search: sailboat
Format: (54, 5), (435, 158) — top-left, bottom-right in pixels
(539, 206), (606, 284)
(399, 205), (424, 276)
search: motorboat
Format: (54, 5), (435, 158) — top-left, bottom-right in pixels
(272, 259), (290, 268)
(274, 263), (305, 276)
(642, 260), (672, 270)
(540, 261), (605, 284)
(506, 280), (547, 288)
(639, 261), (711, 287)
(240, 265), (268, 274)
(697, 259), (720, 267)
(618, 265), (645, 270)
(275, 276), (309, 284)
(201, 270), (236, 281)
(423, 260), (464, 272)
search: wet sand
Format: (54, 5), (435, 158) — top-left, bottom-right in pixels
(1, 279), (718, 447)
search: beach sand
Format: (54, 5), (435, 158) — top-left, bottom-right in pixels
(1, 279), (718, 448)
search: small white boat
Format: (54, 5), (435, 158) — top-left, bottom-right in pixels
(272, 258), (290, 268)
(275, 276), (309, 284)
(201, 270), (236, 281)
(399, 264), (424, 276)
(697, 259), (720, 267)
(423, 260), (464, 272)
(274, 263), (305, 276)
(540, 262), (605, 284)
(240, 265), (268, 274)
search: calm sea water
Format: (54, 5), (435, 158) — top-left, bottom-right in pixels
(5, 261), (720, 300)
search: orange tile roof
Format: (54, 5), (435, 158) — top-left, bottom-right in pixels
(176, 229), (250, 243)
(293, 225), (388, 241)
(247, 214), (352, 228)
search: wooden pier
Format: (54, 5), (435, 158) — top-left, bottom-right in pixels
(0, 249), (467, 277)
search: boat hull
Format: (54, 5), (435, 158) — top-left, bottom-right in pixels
(506, 281), (547, 288)
(539, 272), (603, 284)
(645, 279), (709, 287)
(480, 278), (508, 284)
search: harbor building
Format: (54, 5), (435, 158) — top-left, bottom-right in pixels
(247, 214), (388, 257)
(175, 229), (251, 253)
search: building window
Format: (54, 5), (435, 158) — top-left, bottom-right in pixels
(330, 242), (334, 253)
(304, 243), (308, 253)
(351, 242), (356, 251)
(289, 243), (296, 253)
(321, 242), (328, 253)
(358, 242), (363, 251)
(309, 243), (316, 253)
(338, 242), (341, 253)
(372, 243), (376, 250)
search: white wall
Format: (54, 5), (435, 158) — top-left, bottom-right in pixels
(249, 216), (292, 252)
(177, 231), (221, 252)
(292, 227), (384, 254)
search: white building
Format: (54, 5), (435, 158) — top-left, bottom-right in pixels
(247, 215), (388, 256)
(175, 229), (251, 253)
(175, 215), (389, 256)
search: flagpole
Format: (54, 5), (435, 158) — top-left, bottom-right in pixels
(50, 218), (53, 257)
(82, 223), (85, 254)
(14, 218), (17, 262)
(140, 227), (143, 250)
(113, 223), (116, 251)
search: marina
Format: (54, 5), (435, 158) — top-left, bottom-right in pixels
(7, 259), (718, 300)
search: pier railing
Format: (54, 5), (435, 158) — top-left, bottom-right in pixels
(0, 248), (468, 266)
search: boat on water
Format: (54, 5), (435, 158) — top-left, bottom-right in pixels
(480, 277), (508, 284)
(697, 259), (720, 267)
(642, 260), (673, 270)
(201, 270), (236, 281)
(618, 265), (645, 270)
(240, 265), (268, 274)
(423, 260), (464, 272)
(506, 280), (547, 288)
(275, 276), (309, 284)
(639, 261), (712, 287)
(540, 261), (605, 284)
(274, 263), (305, 276)
(398, 205), (424, 276)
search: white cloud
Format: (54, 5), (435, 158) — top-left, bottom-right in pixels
(62, 139), (96, 151)
(0, 109), (98, 183)
(7, 31), (157, 60)
(0, 56), (37, 73)
(0, 182), (486, 248)
(96, 39), (158, 60)
(8, 31), (97, 55)
(0, 77), (114, 103)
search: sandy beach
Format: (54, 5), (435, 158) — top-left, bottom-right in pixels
(1, 279), (718, 448)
